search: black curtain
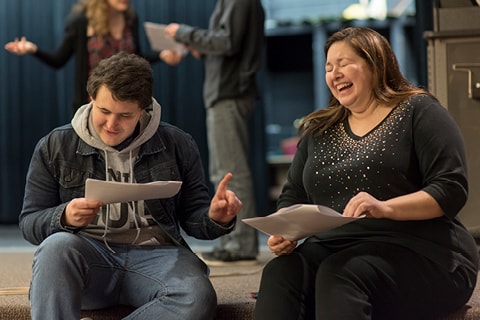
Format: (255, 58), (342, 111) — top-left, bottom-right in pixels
(0, 0), (268, 223)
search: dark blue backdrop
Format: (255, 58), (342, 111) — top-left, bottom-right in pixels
(0, 0), (268, 223)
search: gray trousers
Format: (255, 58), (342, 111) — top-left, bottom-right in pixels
(206, 96), (259, 257)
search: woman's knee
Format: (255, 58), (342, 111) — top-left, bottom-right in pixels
(258, 254), (308, 296)
(315, 252), (373, 290)
(263, 254), (303, 278)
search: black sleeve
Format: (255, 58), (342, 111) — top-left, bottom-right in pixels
(413, 95), (469, 218)
(32, 12), (83, 68)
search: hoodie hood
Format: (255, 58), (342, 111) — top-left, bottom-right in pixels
(72, 97), (162, 153)
(72, 98), (164, 251)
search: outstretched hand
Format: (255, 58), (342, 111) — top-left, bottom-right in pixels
(208, 173), (242, 225)
(4, 36), (37, 55)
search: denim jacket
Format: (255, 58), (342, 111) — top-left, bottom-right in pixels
(19, 120), (234, 247)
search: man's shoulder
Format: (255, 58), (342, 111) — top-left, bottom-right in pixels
(49, 123), (74, 134)
(155, 122), (197, 148)
(157, 121), (191, 137)
(41, 124), (76, 143)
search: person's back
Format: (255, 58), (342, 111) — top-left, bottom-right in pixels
(202, 0), (265, 108)
(163, 0), (266, 266)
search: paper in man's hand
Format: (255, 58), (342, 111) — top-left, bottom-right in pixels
(242, 204), (362, 241)
(85, 178), (182, 204)
(144, 22), (186, 54)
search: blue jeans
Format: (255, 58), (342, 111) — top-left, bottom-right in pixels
(206, 96), (259, 257)
(29, 232), (216, 320)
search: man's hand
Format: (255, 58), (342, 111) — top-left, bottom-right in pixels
(160, 49), (185, 65)
(186, 45), (202, 60)
(208, 173), (242, 225)
(63, 198), (103, 228)
(164, 23), (180, 38)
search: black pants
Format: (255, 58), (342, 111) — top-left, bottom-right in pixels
(254, 241), (475, 320)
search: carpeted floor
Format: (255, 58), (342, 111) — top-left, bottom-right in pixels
(0, 251), (272, 320)
(1, 251), (480, 320)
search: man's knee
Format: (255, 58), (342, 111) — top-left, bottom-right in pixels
(38, 232), (84, 252)
(33, 232), (89, 271)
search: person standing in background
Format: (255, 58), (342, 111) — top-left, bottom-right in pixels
(4, 0), (180, 115)
(163, 0), (265, 265)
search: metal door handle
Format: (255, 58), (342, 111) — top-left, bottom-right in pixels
(452, 63), (480, 100)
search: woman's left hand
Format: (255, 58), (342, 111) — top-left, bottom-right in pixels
(343, 191), (392, 218)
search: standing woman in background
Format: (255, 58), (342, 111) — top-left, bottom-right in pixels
(4, 0), (178, 115)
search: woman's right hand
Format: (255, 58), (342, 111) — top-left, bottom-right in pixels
(4, 36), (38, 55)
(268, 235), (297, 256)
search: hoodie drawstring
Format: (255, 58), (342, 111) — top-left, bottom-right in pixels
(102, 150), (115, 253)
(129, 150), (141, 245)
(102, 150), (141, 253)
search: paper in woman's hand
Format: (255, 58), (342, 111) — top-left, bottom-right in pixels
(144, 22), (186, 54)
(85, 178), (182, 204)
(242, 204), (362, 241)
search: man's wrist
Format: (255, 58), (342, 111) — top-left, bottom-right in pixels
(61, 213), (81, 232)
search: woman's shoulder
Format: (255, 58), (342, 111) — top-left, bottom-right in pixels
(398, 93), (445, 116)
(408, 93), (438, 105)
(403, 94), (458, 128)
(65, 10), (87, 26)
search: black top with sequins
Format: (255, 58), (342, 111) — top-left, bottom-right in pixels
(278, 94), (478, 273)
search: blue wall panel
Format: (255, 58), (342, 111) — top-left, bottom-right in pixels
(0, 0), (251, 224)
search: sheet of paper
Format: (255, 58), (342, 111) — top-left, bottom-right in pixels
(144, 22), (186, 54)
(242, 204), (361, 241)
(85, 178), (182, 204)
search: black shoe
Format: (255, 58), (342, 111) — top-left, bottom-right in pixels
(199, 250), (257, 267)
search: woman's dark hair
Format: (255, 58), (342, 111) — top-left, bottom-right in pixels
(299, 27), (430, 139)
(87, 52), (153, 109)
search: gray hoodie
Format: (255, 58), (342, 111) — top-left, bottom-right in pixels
(71, 99), (172, 247)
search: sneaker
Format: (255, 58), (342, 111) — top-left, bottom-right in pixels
(199, 250), (257, 267)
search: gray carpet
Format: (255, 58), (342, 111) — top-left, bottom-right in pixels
(0, 251), (271, 320)
(1, 251), (479, 320)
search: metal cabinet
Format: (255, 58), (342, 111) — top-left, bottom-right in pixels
(425, 2), (480, 237)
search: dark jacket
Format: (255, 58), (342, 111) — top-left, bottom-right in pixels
(19, 103), (233, 247)
(174, 0), (265, 108)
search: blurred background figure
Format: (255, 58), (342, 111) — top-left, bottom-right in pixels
(4, 0), (179, 115)
(163, 0), (265, 266)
